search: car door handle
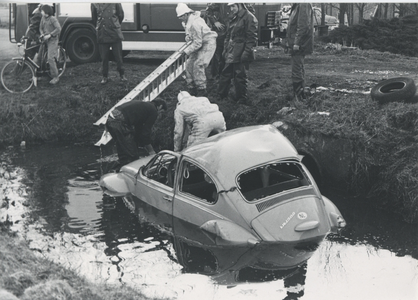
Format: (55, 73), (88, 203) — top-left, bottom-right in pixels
(163, 195), (172, 202)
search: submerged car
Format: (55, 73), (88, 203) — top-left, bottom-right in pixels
(100, 125), (346, 269)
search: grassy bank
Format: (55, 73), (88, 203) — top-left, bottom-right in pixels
(0, 231), (154, 300)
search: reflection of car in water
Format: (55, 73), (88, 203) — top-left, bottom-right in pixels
(100, 125), (346, 270)
(120, 193), (307, 296)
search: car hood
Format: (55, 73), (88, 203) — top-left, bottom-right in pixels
(251, 195), (331, 243)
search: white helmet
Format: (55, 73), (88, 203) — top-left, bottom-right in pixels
(176, 3), (193, 17)
(177, 91), (191, 102)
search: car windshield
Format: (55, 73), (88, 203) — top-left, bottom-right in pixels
(237, 162), (310, 201)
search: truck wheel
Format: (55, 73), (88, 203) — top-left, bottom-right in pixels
(371, 77), (416, 104)
(66, 28), (99, 64)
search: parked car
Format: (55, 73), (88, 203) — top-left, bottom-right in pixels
(100, 125), (346, 269)
(278, 5), (339, 37)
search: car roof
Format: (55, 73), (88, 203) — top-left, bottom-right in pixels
(181, 125), (300, 187)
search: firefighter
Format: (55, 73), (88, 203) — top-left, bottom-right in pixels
(286, 3), (314, 101)
(176, 3), (218, 97)
(217, 3), (258, 105)
(173, 91), (226, 152)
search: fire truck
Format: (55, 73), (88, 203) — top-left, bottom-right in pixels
(8, 3), (282, 64)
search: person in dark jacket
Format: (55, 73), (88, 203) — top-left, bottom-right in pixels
(24, 3), (43, 58)
(106, 99), (167, 165)
(286, 3), (314, 101)
(204, 3), (229, 80)
(217, 3), (258, 105)
(91, 3), (127, 84)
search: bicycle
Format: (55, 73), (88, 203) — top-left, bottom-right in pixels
(1, 37), (67, 93)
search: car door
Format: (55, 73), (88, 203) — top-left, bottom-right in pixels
(172, 159), (225, 228)
(134, 151), (180, 218)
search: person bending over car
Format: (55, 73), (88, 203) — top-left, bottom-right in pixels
(174, 91), (226, 152)
(106, 99), (167, 166)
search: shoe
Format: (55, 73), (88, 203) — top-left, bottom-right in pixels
(101, 77), (108, 84)
(120, 75), (127, 82)
(49, 77), (59, 85)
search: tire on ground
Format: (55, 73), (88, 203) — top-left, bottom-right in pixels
(371, 77), (416, 104)
(66, 28), (100, 64)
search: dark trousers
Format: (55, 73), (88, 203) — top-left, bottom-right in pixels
(106, 111), (138, 165)
(218, 62), (248, 102)
(291, 53), (305, 86)
(99, 41), (124, 78)
(210, 37), (225, 79)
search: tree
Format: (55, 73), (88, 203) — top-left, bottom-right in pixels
(339, 3), (348, 26)
(355, 3), (367, 24)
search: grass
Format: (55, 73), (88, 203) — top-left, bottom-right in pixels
(0, 231), (155, 300)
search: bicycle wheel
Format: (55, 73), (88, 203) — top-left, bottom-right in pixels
(44, 46), (67, 78)
(1, 59), (35, 93)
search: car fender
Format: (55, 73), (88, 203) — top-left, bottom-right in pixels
(99, 173), (131, 197)
(322, 196), (346, 233)
(200, 219), (259, 246)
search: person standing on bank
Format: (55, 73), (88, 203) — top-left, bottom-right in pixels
(286, 3), (314, 101)
(174, 91), (226, 152)
(176, 3), (217, 97)
(35, 4), (61, 85)
(106, 99), (167, 166)
(91, 3), (127, 85)
(204, 3), (229, 80)
(218, 3), (258, 105)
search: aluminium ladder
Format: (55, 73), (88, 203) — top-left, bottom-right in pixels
(94, 41), (191, 146)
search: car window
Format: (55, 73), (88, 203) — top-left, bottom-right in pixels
(237, 162), (310, 201)
(179, 161), (218, 204)
(142, 153), (177, 188)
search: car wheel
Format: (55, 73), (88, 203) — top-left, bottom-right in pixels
(371, 77), (416, 104)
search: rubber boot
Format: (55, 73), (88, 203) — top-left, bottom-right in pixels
(292, 82), (306, 101)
